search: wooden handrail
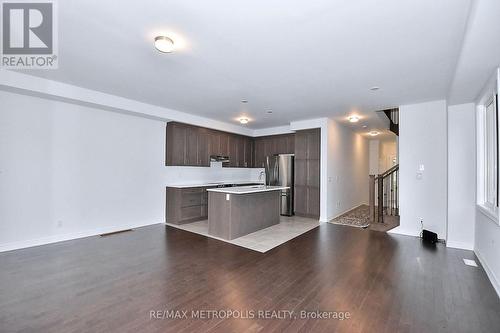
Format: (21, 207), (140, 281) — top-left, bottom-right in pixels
(374, 164), (399, 180)
(369, 164), (399, 223)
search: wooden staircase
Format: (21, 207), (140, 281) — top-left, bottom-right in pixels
(369, 164), (399, 226)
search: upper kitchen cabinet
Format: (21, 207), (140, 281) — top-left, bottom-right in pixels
(166, 122), (210, 167)
(253, 133), (295, 168)
(166, 122), (254, 168)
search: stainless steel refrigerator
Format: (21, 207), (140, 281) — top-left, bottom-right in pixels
(265, 154), (294, 216)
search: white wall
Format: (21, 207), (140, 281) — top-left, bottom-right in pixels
(0, 90), (258, 252)
(369, 140), (380, 175)
(447, 103), (476, 250)
(392, 100), (448, 239)
(327, 119), (369, 219)
(473, 68), (500, 296)
(379, 139), (398, 172)
(475, 211), (500, 296)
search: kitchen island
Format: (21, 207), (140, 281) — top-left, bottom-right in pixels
(207, 185), (289, 240)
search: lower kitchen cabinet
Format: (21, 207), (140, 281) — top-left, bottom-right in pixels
(166, 187), (212, 224)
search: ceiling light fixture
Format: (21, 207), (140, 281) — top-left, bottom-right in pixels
(267, 110), (273, 114)
(362, 125), (368, 128)
(239, 118), (249, 124)
(370, 86), (380, 91)
(369, 131), (380, 136)
(348, 115), (360, 123)
(241, 100), (248, 103)
(154, 36), (174, 53)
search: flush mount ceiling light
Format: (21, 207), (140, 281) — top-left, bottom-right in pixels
(348, 115), (360, 123)
(369, 86), (380, 91)
(369, 131), (380, 136)
(239, 118), (249, 124)
(154, 36), (174, 53)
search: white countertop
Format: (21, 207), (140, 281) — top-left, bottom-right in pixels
(166, 181), (263, 188)
(207, 185), (289, 194)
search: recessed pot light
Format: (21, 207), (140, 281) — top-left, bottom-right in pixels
(348, 115), (360, 123)
(239, 118), (249, 124)
(370, 86), (380, 91)
(267, 110), (273, 114)
(362, 125), (368, 128)
(369, 131), (380, 136)
(241, 100), (248, 103)
(154, 36), (174, 53)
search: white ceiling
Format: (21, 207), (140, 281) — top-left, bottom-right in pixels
(22, 0), (479, 130)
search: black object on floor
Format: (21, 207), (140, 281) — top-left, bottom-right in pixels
(422, 229), (438, 244)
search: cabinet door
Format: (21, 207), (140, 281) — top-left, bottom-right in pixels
(294, 131), (308, 160)
(185, 126), (199, 166)
(166, 123), (186, 166)
(254, 138), (265, 168)
(220, 133), (229, 156)
(294, 185), (308, 216)
(198, 128), (211, 166)
(286, 134), (295, 154)
(209, 130), (220, 157)
(307, 129), (321, 160)
(244, 138), (253, 168)
(275, 135), (287, 155)
(307, 186), (320, 217)
(237, 136), (245, 167)
(264, 137), (276, 158)
(228, 135), (238, 167)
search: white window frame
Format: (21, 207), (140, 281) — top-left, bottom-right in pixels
(477, 90), (499, 224)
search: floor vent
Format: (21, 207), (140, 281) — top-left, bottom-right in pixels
(99, 229), (133, 237)
(463, 259), (478, 267)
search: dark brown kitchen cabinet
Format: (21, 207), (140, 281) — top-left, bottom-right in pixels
(166, 186), (213, 224)
(252, 133), (295, 167)
(166, 122), (187, 166)
(166, 122), (255, 168)
(185, 126), (199, 166)
(244, 138), (253, 168)
(294, 128), (320, 219)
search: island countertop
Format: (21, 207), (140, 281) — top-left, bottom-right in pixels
(206, 185), (289, 195)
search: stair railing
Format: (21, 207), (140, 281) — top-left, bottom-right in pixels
(369, 164), (399, 223)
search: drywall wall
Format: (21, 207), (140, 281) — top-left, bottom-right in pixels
(327, 119), (369, 219)
(369, 140), (380, 175)
(473, 68), (500, 297)
(475, 210), (500, 296)
(0, 90), (258, 252)
(392, 100), (448, 238)
(379, 139), (398, 172)
(447, 103), (476, 250)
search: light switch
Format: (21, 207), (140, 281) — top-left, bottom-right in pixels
(418, 164), (425, 172)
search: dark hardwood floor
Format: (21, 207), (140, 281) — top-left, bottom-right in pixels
(1, 223), (499, 333)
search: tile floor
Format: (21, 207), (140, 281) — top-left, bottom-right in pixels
(166, 215), (319, 253)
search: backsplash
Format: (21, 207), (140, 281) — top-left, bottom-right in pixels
(165, 162), (264, 186)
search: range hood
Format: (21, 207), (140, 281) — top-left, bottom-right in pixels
(210, 155), (230, 163)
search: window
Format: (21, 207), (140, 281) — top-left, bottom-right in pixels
(477, 93), (499, 221)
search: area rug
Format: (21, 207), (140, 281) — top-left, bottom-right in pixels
(329, 205), (371, 228)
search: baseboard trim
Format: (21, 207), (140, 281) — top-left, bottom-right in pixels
(328, 203), (366, 221)
(387, 228), (420, 238)
(475, 249), (500, 299)
(0, 221), (162, 253)
(446, 240), (474, 251)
